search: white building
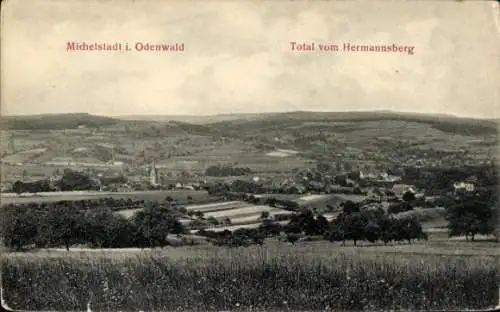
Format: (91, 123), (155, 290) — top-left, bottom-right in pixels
(453, 181), (475, 193)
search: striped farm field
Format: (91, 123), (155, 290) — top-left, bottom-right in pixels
(202, 205), (284, 219)
(229, 211), (294, 225)
(201, 221), (290, 232)
(185, 201), (247, 212)
(298, 194), (331, 202)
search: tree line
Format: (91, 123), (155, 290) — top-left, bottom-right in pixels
(11, 169), (99, 194)
(0, 201), (186, 251)
(2, 197), (148, 213)
(205, 165), (252, 177)
(199, 200), (428, 248)
(2, 189), (496, 251)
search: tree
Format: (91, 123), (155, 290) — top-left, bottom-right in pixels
(259, 220), (282, 236)
(260, 211), (270, 220)
(286, 233), (300, 244)
(133, 204), (186, 248)
(83, 207), (134, 248)
(165, 196), (174, 205)
(341, 200), (359, 215)
(342, 212), (367, 246)
(405, 217), (425, 243)
(248, 194), (257, 204)
(12, 181), (23, 195)
(313, 215), (330, 236)
(364, 222), (380, 243)
(446, 194), (495, 241)
(57, 169), (97, 191)
(284, 209), (318, 235)
(378, 216), (396, 245)
(251, 231), (266, 246)
(326, 226), (345, 245)
(283, 200), (299, 211)
(388, 202), (412, 215)
(0, 205), (39, 250)
(402, 191), (416, 202)
(207, 216), (219, 226)
(266, 197), (277, 207)
(335, 175), (348, 186)
(393, 217), (425, 244)
(283, 221), (303, 234)
(39, 203), (85, 251)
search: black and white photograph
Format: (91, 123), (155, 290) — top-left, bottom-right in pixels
(1, 0), (499, 311)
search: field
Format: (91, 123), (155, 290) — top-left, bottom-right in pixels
(115, 199), (294, 231)
(395, 207), (448, 229)
(1, 238), (499, 311)
(0, 190), (218, 206)
(185, 201), (248, 212)
(186, 201), (294, 230)
(202, 221), (290, 232)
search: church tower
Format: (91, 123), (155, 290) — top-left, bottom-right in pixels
(149, 160), (159, 186)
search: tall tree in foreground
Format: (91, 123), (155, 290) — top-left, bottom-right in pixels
(83, 207), (135, 248)
(0, 204), (38, 250)
(39, 203), (85, 251)
(133, 202), (186, 248)
(341, 212), (367, 246)
(446, 192), (496, 241)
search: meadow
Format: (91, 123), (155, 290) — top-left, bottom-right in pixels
(0, 190), (218, 206)
(1, 239), (498, 311)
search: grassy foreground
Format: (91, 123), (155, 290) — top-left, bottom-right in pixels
(1, 245), (499, 311)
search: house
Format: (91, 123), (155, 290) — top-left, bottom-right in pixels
(453, 181), (475, 193)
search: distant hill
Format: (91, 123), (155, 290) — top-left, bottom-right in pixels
(117, 113), (265, 124)
(208, 111), (499, 137)
(2, 111), (497, 136)
(116, 110), (499, 136)
(0, 113), (121, 130)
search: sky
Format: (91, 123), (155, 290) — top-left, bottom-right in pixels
(1, 0), (500, 118)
